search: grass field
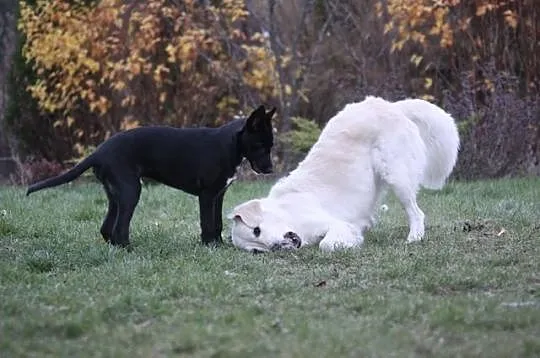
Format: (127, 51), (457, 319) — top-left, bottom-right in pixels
(0, 177), (539, 357)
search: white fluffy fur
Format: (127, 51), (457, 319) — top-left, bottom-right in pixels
(228, 96), (460, 253)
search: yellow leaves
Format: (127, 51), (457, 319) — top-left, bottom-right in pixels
(475, 3), (495, 17)
(440, 24), (454, 48)
(83, 58), (100, 73)
(20, 0), (96, 115)
(391, 40), (406, 53)
(429, 7), (448, 35)
(384, 23), (394, 35)
(458, 16), (472, 31)
(246, 68), (269, 90)
(410, 54), (423, 67)
(210, 0), (249, 23)
(129, 62), (141, 76)
(424, 77), (433, 90)
(20, 0), (285, 135)
(285, 84), (292, 96)
(114, 18), (123, 29)
(239, 42), (280, 97)
(153, 64), (170, 84)
(379, 0), (520, 55)
(503, 10), (518, 29)
(420, 94), (435, 102)
(52, 115), (75, 128)
(73, 142), (86, 156)
(112, 81), (126, 91)
(217, 96), (239, 112)
(231, 29), (246, 40)
(159, 92), (167, 104)
(67, 116), (75, 128)
(120, 116), (140, 130)
(483, 78), (495, 92)
(375, 2), (384, 18)
(475, 1), (518, 30)
(165, 44), (176, 63)
(120, 95), (136, 108)
(89, 96), (110, 115)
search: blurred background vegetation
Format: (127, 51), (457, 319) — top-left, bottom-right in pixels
(0, 0), (538, 184)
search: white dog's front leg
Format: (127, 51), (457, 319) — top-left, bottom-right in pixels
(319, 222), (364, 252)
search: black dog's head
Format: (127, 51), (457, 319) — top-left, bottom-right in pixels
(239, 105), (276, 174)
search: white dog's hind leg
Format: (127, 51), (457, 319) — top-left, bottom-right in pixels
(373, 138), (426, 243)
(319, 221), (364, 252)
(391, 184), (425, 243)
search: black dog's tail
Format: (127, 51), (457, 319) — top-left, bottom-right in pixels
(26, 154), (97, 196)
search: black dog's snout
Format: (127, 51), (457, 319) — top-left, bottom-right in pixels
(250, 162), (273, 175)
(284, 231), (301, 248)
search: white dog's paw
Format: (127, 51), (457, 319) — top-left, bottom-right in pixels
(406, 232), (424, 243)
(318, 221), (364, 252)
(319, 239), (361, 252)
(319, 232), (364, 252)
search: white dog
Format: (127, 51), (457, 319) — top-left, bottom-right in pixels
(227, 96), (460, 252)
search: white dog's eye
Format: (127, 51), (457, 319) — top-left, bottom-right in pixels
(253, 227), (261, 237)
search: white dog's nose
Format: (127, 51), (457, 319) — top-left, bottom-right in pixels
(269, 232), (302, 251)
(284, 231), (302, 248)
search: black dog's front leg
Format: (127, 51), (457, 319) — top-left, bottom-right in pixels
(198, 191), (223, 246)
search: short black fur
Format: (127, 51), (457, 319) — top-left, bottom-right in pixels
(26, 105), (276, 248)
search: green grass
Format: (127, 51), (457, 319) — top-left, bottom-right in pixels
(0, 177), (539, 358)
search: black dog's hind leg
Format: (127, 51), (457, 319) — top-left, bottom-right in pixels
(111, 176), (141, 248)
(212, 190), (225, 244)
(100, 183), (119, 243)
(199, 190), (224, 246)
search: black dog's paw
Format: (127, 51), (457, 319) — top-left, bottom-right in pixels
(107, 240), (134, 252)
(202, 237), (224, 248)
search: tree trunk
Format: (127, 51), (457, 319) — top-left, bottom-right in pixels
(0, 0), (18, 182)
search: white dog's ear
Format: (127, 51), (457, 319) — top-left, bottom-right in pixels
(227, 200), (262, 227)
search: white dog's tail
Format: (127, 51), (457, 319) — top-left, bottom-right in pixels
(393, 99), (460, 190)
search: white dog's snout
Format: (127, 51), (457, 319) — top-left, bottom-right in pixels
(284, 231), (301, 248)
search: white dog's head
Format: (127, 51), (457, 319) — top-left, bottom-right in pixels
(227, 199), (302, 253)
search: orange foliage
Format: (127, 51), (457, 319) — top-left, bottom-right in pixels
(376, 0), (537, 99)
(19, 0), (287, 156)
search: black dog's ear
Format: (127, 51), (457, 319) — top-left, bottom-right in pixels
(266, 107), (276, 120)
(246, 105), (266, 132)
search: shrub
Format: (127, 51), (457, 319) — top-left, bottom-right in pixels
(444, 66), (540, 179)
(281, 116), (322, 156)
(10, 157), (64, 185)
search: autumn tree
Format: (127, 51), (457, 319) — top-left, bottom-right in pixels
(377, 0), (539, 99)
(17, 0), (292, 160)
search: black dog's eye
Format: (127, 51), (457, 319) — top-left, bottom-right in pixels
(253, 227), (261, 237)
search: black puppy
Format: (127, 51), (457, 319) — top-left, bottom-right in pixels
(26, 105), (275, 248)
